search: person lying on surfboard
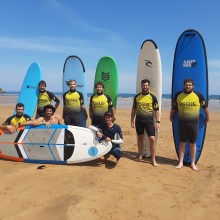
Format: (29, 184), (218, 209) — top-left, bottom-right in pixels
(20, 104), (64, 128)
(170, 78), (209, 171)
(89, 111), (123, 164)
(131, 79), (160, 166)
(1, 102), (32, 133)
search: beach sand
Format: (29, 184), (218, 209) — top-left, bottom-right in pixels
(0, 105), (220, 220)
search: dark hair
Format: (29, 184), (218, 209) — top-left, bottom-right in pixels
(141, 79), (150, 85)
(184, 78), (194, 85)
(95, 82), (104, 88)
(104, 111), (113, 117)
(16, 102), (24, 108)
(38, 80), (46, 87)
(43, 104), (56, 113)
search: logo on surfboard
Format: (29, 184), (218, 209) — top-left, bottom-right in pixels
(144, 60), (153, 67)
(101, 72), (110, 81)
(183, 60), (197, 67)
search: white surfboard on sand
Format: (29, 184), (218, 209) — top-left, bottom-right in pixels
(136, 39), (162, 157)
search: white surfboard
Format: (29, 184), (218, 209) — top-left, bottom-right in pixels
(136, 39), (162, 157)
(0, 125), (112, 164)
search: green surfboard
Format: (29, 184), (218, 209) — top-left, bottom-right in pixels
(93, 56), (118, 108)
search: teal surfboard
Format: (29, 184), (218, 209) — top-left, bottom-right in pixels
(14, 63), (42, 118)
(172, 29), (208, 165)
(93, 56), (118, 108)
(63, 56), (87, 127)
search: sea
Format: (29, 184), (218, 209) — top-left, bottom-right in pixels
(0, 92), (219, 112)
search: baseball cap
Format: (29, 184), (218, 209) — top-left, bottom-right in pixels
(104, 111), (113, 117)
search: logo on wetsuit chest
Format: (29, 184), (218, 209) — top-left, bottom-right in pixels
(179, 102), (197, 106)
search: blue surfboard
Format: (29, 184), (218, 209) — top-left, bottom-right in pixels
(14, 63), (42, 118)
(63, 56), (87, 127)
(172, 29), (208, 165)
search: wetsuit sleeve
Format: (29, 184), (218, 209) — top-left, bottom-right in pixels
(194, 91), (208, 109)
(151, 93), (159, 111)
(23, 114), (32, 121)
(116, 125), (123, 140)
(172, 91), (182, 110)
(78, 91), (84, 105)
(2, 116), (13, 125)
(89, 95), (95, 107)
(132, 94), (139, 109)
(105, 94), (113, 107)
(47, 91), (60, 103)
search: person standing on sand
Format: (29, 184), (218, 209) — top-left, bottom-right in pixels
(131, 79), (160, 166)
(89, 82), (116, 126)
(63, 79), (88, 127)
(170, 78), (209, 171)
(36, 80), (60, 119)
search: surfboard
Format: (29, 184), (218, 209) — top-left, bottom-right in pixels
(63, 56), (87, 127)
(0, 125), (112, 164)
(14, 63), (42, 117)
(172, 29), (208, 165)
(136, 40), (162, 157)
(93, 56), (118, 108)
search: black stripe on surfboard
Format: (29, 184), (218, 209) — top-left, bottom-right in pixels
(14, 130), (24, 158)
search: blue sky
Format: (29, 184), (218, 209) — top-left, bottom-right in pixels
(0, 0), (220, 94)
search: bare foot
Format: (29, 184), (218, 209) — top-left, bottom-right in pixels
(152, 162), (159, 167)
(116, 158), (120, 164)
(191, 164), (198, 171)
(176, 163), (183, 169)
(135, 155), (142, 161)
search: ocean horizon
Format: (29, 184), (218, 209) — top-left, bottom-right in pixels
(0, 91), (219, 112)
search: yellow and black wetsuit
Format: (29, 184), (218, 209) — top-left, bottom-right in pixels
(172, 91), (207, 122)
(89, 93), (113, 125)
(133, 92), (159, 136)
(2, 114), (31, 126)
(172, 91), (207, 143)
(63, 90), (84, 126)
(36, 91), (60, 117)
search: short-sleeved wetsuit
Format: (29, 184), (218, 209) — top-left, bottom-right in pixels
(133, 92), (159, 136)
(98, 123), (123, 159)
(63, 90), (84, 126)
(36, 91), (60, 118)
(172, 91), (207, 143)
(90, 93), (113, 126)
(2, 114), (31, 126)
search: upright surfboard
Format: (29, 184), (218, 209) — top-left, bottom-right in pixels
(14, 63), (42, 117)
(172, 29), (208, 165)
(136, 40), (162, 157)
(63, 56), (87, 127)
(0, 125), (112, 164)
(93, 56), (118, 108)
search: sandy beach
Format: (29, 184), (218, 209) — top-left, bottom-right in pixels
(0, 104), (220, 220)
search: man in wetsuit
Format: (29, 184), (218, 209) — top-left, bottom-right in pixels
(36, 80), (60, 119)
(131, 79), (160, 166)
(96, 111), (123, 164)
(89, 82), (116, 126)
(170, 78), (209, 171)
(2, 102), (31, 126)
(63, 80), (88, 127)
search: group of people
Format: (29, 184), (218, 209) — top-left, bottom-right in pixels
(131, 78), (209, 171)
(0, 78), (209, 169)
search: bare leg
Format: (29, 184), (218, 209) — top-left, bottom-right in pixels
(137, 135), (144, 160)
(176, 142), (186, 169)
(189, 143), (198, 171)
(149, 136), (158, 167)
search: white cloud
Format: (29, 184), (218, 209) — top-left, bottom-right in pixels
(208, 59), (220, 68)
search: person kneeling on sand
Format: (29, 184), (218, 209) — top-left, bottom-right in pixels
(89, 111), (123, 164)
(20, 104), (64, 127)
